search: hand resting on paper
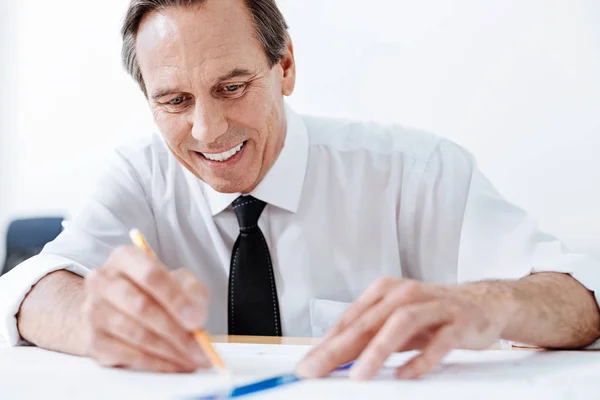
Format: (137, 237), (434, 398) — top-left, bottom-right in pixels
(297, 274), (600, 381)
(82, 246), (210, 373)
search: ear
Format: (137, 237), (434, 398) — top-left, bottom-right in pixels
(279, 37), (296, 97)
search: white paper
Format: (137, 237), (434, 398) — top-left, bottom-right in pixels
(1, 343), (600, 399)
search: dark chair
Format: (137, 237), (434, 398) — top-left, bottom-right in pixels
(1, 217), (64, 276)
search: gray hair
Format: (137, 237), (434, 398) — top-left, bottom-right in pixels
(121, 0), (289, 97)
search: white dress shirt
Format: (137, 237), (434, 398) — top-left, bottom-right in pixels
(1, 105), (599, 347)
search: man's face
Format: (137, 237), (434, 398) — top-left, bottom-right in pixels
(135, 0), (295, 193)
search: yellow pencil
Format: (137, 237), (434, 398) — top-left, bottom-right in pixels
(129, 228), (227, 373)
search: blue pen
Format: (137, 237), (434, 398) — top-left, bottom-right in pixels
(335, 361), (355, 371)
(191, 361), (355, 399)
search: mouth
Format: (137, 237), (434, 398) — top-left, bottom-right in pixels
(195, 141), (247, 166)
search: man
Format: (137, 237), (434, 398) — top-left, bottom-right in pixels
(1, 0), (599, 380)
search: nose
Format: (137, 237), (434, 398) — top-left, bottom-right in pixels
(190, 100), (228, 143)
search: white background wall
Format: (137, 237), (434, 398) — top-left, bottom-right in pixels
(1, 0), (599, 263)
(0, 1), (19, 263)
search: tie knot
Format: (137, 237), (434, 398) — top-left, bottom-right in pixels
(232, 195), (266, 232)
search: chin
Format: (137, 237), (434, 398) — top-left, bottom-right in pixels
(203, 176), (255, 194)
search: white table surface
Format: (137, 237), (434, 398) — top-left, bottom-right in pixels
(2, 341), (600, 399)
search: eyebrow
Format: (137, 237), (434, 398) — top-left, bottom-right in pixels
(151, 88), (185, 100)
(217, 68), (255, 82)
(150, 68), (256, 100)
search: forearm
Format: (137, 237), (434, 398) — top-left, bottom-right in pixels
(499, 272), (600, 348)
(17, 270), (87, 356)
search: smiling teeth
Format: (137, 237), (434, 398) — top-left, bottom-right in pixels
(201, 142), (244, 162)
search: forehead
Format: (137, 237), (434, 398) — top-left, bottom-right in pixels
(135, 0), (267, 85)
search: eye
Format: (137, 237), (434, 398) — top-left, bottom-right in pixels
(159, 95), (192, 113)
(169, 96), (186, 105)
(222, 84), (245, 93)
(225, 84), (241, 92)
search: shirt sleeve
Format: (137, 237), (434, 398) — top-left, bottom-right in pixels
(459, 163), (600, 349)
(0, 146), (158, 346)
(413, 139), (600, 349)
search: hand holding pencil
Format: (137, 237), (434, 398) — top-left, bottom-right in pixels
(82, 229), (219, 373)
(129, 229), (226, 373)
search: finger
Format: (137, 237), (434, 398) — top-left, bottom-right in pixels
(322, 277), (403, 341)
(91, 298), (198, 372)
(98, 272), (208, 367)
(85, 268), (112, 298)
(303, 278), (409, 367)
(107, 246), (205, 331)
(83, 268), (115, 316)
(350, 302), (452, 380)
(296, 328), (372, 379)
(298, 281), (426, 378)
(90, 330), (186, 373)
(170, 268), (210, 308)
(398, 326), (439, 351)
(395, 324), (461, 379)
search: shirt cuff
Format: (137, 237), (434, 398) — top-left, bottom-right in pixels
(0, 254), (90, 346)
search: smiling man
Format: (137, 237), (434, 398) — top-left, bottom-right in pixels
(1, 0), (599, 380)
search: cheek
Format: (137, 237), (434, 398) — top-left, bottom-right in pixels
(232, 91), (278, 141)
(153, 111), (191, 148)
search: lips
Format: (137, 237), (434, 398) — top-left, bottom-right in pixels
(199, 142), (245, 162)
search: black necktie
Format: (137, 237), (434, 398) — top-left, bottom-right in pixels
(228, 195), (282, 336)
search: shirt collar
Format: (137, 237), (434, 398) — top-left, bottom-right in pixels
(201, 103), (309, 216)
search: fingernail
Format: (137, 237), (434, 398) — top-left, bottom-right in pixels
(349, 362), (370, 381)
(180, 306), (203, 329)
(296, 359), (319, 378)
(349, 365), (363, 380)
